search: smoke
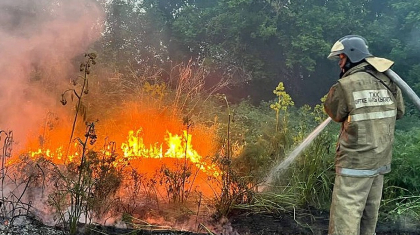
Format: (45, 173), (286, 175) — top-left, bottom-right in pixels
(0, 0), (104, 149)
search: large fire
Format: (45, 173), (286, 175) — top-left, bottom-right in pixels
(8, 102), (221, 198)
(121, 129), (218, 174)
(19, 128), (218, 175)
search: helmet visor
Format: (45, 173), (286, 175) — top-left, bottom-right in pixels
(327, 51), (341, 60)
(327, 41), (344, 60)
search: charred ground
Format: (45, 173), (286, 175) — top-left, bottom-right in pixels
(2, 209), (420, 235)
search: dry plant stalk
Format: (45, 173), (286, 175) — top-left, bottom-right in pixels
(170, 59), (230, 116)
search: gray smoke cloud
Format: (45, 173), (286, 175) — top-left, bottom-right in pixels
(0, 0), (104, 149)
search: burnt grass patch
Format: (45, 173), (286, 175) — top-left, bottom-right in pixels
(228, 210), (420, 235)
(84, 209), (420, 235)
(2, 208), (420, 235)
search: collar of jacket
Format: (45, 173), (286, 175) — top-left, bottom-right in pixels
(340, 62), (370, 78)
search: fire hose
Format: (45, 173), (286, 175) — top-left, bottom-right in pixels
(261, 68), (420, 189)
(385, 69), (420, 111)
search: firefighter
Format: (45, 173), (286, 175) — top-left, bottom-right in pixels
(324, 35), (405, 235)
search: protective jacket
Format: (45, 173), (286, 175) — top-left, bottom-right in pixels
(324, 61), (405, 177)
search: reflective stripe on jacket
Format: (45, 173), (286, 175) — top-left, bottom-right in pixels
(324, 62), (405, 177)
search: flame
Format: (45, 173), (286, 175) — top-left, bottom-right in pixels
(18, 128), (219, 176)
(7, 102), (221, 199)
(120, 128), (218, 175)
(121, 128), (162, 159)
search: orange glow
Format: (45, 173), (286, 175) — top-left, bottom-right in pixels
(120, 128), (218, 175)
(10, 101), (220, 197)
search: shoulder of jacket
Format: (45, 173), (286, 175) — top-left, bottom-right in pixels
(340, 64), (372, 82)
(338, 72), (369, 85)
(343, 62), (369, 78)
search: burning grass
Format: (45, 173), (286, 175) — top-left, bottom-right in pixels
(0, 51), (358, 234)
(2, 98), (224, 232)
(17, 102), (219, 174)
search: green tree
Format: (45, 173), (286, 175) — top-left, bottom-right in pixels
(95, 0), (420, 108)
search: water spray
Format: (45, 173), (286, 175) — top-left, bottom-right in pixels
(261, 117), (332, 189)
(261, 68), (420, 191)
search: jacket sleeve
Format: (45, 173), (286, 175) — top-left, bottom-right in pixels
(395, 86), (405, 120)
(324, 82), (349, 122)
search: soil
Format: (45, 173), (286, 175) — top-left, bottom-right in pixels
(229, 210), (329, 235)
(86, 209), (420, 235)
(6, 209), (420, 235)
(228, 210), (420, 235)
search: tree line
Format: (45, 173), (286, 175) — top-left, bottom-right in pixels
(94, 0), (420, 108)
